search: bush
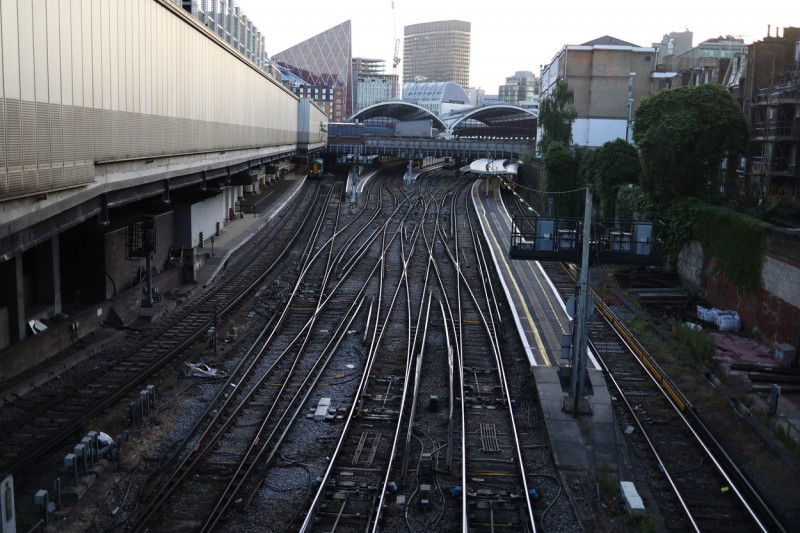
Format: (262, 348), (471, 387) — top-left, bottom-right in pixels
(671, 319), (715, 363)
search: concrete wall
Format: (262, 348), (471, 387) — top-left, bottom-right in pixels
(572, 117), (628, 148)
(0, 0), (298, 201)
(539, 42), (654, 148)
(191, 195), (225, 249)
(99, 210), (176, 301)
(172, 194), (225, 250)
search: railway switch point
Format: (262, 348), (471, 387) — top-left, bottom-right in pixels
(419, 484), (431, 505)
(427, 395), (439, 411)
(420, 453), (432, 475)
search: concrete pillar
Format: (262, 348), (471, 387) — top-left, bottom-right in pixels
(52, 236), (62, 315)
(15, 254), (26, 341)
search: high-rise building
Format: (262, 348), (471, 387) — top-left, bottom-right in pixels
(498, 71), (539, 112)
(353, 58), (398, 113)
(272, 21), (353, 118)
(403, 20), (471, 89)
(177, 0), (270, 75)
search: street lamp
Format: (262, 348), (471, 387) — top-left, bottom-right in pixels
(626, 72), (636, 142)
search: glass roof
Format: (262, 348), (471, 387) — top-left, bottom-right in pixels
(402, 82), (470, 105)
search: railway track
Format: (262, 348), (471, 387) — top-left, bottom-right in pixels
(292, 176), (542, 531)
(503, 188), (783, 532)
(0, 181), (324, 480)
(124, 171), (416, 530)
(8, 169), (587, 532)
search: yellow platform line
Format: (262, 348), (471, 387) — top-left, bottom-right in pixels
(472, 184), (549, 367)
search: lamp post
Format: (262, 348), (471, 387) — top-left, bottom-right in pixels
(626, 72), (636, 142)
(570, 186), (593, 414)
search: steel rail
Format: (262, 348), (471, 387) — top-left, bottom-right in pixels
(0, 182), (321, 477)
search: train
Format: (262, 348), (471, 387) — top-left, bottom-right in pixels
(443, 156), (455, 168)
(499, 177), (517, 192)
(307, 158), (324, 179)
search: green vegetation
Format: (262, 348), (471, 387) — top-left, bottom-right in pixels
(633, 84), (748, 203)
(774, 423), (800, 459)
(532, 81), (763, 296)
(670, 319), (715, 363)
(585, 138), (641, 219)
(537, 80), (577, 154)
(649, 197), (767, 294)
(625, 511), (659, 533)
(596, 466), (618, 499)
(626, 316), (666, 350)
(758, 197), (800, 225)
(541, 141), (583, 216)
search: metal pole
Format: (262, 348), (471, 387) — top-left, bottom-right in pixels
(626, 72), (635, 142)
(571, 186), (593, 415)
(351, 164), (358, 204)
(145, 253), (154, 307)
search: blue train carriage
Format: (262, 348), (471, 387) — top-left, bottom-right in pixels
(358, 154), (380, 166)
(307, 158), (324, 179)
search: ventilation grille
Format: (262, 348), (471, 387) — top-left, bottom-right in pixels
(0, 98), (288, 200)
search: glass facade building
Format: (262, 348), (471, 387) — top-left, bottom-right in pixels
(403, 20), (471, 89)
(498, 71), (539, 113)
(353, 58), (398, 113)
(177, 0), (270, 75)
(272, 21), (353, 118)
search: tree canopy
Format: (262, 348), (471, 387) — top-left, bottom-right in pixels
(632, 84), (748, 202)
(542, 141), (584, 216)
(538, 80), (577, 154)
(588, 138), (641, 218)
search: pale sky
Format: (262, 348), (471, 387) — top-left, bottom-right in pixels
(234, 0), (798, 93)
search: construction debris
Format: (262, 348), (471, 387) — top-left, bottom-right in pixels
(183, 362), (226, 378)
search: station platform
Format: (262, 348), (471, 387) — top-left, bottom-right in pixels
(0, 174), (307, 403)
(194, 174), (306, 288)
(472, 180), (632, 480)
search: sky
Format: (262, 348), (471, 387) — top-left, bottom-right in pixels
(234, 0), (799, 92)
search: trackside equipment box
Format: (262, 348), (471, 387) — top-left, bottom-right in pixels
(620, 481), (645, 514)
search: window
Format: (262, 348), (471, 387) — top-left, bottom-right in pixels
(644, 55), (652, 67)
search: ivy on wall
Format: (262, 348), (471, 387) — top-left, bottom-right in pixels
(664, 198), (767, 294)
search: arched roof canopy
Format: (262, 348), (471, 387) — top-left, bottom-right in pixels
(446, 105), (537, 140)
(350, 101), (447, 131)
(402, 81), (471, 105)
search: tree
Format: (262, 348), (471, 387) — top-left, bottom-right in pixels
(542, 141), (583, 216)
(538, 80), (577, 154)
(632, 84), (748, 202)
(589, 139), (641, 218)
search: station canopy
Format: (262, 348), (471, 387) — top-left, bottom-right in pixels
(350, 102), (536, 140)
(448, 105), (537, 139)
(352, 101), (447, 130)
